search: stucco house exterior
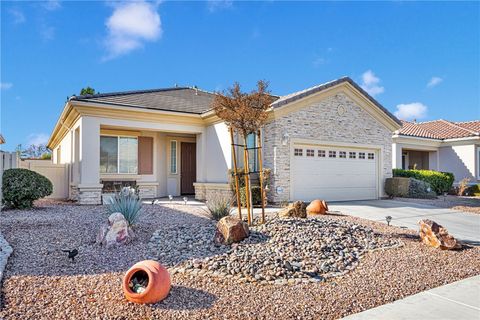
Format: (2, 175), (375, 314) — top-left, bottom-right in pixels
(47, 77), (402, 205)
(392, 120), (480, 183)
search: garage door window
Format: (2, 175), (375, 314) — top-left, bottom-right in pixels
(339, 151), (347, 158)
(306, 149), (315, 157)
(318, 150), (326, 157)
(329, 151), (336, 158)
(294, 148), (303, 156)
(349, 152), (356, 159)
(368, 153), (375, 160)
(359, 152), (365, 159)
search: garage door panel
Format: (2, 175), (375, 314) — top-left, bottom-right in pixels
(291, 145), (378, 202)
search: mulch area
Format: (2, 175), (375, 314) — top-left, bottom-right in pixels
(0, 200), (479, 320)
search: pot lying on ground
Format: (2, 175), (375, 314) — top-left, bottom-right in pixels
(123, 260), (171, 304)
(418, 219), (462, 250)
(306, 200), (329, 215)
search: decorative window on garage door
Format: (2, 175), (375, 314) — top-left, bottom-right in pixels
(349, 152), (356, 159)
(318, 150), (326, 157)
(339, 151), (347, 158)
(306, 149), (315, 157)
(368, 153), (375, 159)
(294, 148), (303, 156)
(329, 151), (336, 158)
(359, 152), (365, 159)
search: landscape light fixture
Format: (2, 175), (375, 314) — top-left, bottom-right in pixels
(385, 216), (392, 226)
(168, 195), (173, 202)
(183, 197), (188, 205)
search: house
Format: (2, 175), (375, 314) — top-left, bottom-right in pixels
(392, 120), (480, 183)
(47, 77), (402, 205)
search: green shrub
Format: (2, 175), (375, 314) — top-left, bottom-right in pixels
(392, 169), (454, 194)
(106, 187), (143, 225)
(206, 193), (232, 220)
(465, 184), (480, 196)
(240, 186), (263, 206)
(2, 168), (53, 209)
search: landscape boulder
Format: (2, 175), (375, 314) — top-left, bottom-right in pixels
(418, 219), (461, 250)
(96, 212), (134, 247)
(306, 200), (329, 215)
(279, 201), (307, 218)
(214, 216), (249, 245)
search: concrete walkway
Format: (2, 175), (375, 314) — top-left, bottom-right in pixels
(342, 275), (480, 320)
(329, 200), (480, 244)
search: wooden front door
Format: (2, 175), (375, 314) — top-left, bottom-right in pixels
(181, 142), (196, 194)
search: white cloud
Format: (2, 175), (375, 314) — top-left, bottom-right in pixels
(40, 24), (55, 41)
(0, 82), (13, 90)
(312, 57), (326, 68)
(207, 0), (233, 12)
(394, 102), (428, 121)
(42, 0), (61, 11)
(427, 76), (443, 88)
(27, 133), (49, 146)
(360, 70), (384, 97)
(103, 1), (162, 60)
(10, 8), (25, 24)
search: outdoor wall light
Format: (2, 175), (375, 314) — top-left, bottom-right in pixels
(385, 216), (392, 226)
(281, 132), (289, 146)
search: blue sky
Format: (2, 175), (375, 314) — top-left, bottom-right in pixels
(1, 0), (479, 151)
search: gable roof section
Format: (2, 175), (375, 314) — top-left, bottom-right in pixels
(71, 87), (216, 114)
(398, 119), (480, 140)
(271, 77), (402, 127)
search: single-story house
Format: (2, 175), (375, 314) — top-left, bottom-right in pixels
(392, 120), (480, 183)
(47, 77), (402, 205)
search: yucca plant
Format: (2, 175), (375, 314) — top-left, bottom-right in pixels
(106, 187), (143, 226)
(206, 193), (233, 221)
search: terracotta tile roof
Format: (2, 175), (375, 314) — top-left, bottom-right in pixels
(398, 119), (480, 140)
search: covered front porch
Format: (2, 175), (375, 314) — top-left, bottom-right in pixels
(392, 138), (440, 171)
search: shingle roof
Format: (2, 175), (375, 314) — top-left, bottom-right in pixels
(71, 87), (216, 114)
(398, 119), (480, 140)
(271, 77), (402, 126)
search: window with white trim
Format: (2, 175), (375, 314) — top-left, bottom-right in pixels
(306, 149), (315, 157)
(329, 151), (336, 158)
(318, 150), (326, 157)
(100, 136), (138, 174)
(294, 148), (303, 156)
(339, 151), (347, 158)
(349, 152), (356, 159)
(359, 152), (366, 159)
(170, 140), (177, 174)
(368, 153), (375, 160)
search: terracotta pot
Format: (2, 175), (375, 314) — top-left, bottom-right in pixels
(306, 199), (327, 215)
(322, 200), (329, 212)
(123, 260), (171, 304)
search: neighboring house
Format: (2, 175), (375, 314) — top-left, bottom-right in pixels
(392, 120), (480, 183)
(47, 77), (402, 205)
(0, 135), (18, 207)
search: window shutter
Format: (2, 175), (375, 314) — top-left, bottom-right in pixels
(138, 136), (153, 174)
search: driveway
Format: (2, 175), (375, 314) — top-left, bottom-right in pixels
(329, 200), (480, 244)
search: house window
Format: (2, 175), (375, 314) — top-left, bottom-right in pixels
(100, 136), (138, 174)
(339, 151), (347, 158)
(294, 148), (303, 156)
(306, 149), (315, 157)
(246, 133), (258, 172)
(329, 151), (336, 158)
(170, 140), (177, 174)
(359, 152), (366, 159)
(368, 153), (375, 160)
(318, 150), (326, 157)
(349, 152), (356, 159)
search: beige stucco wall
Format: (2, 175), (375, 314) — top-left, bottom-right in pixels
(439, 144), (478, 182)
(263, 92), (393, 203)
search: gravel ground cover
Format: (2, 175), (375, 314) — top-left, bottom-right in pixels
(394, 195), (480, 214)
(0, 200), (479, 320)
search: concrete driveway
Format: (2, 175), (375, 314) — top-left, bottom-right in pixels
(329, 200), (480, 244)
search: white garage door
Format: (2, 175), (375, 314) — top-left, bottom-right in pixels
(291, 145), (378, 202)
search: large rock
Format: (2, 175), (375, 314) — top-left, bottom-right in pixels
(279, 201), (307, 218)
(96, 212), (134, 247)
(214, 216), (249, 245)
(306, 200), (328, 215)
(418, 219), (461, 250)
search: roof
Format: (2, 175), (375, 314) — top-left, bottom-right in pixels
(398, 119), (480, 140)
(71, 87), (217, 114)
(271, 76), (402, 126)
(0, 134), (5, 144)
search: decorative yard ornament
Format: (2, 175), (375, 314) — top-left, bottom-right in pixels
(213, 81), (275, 225)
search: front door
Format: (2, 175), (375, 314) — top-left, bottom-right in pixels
(181, 142), (196, 194)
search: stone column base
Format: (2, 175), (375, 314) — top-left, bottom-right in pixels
(137, 182), (159, 199)
(193, 183), (232, 202)
(77, 184), (103, 205)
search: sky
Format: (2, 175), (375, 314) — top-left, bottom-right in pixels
(1, 0), (479, 151)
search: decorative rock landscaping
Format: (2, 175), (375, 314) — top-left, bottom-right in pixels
(0, 231), (13, 285)
(164, 217), (403, 285)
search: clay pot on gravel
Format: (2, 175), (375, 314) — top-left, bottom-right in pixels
(306, 200), (329, 215)
(123, 260), (171, 304)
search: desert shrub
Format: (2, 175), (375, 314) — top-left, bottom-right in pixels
(240, 186), (263, 206)
(408, 178), (437, 199)
(206, 193), (232, 220)
(2, 168), (53, 209)
(106, 187), (143, 225)
(392, 169), (454, 194)
(457, 178), (471, 196)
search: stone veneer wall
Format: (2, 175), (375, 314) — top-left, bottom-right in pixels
(263, 93), (393, 203)
(194, 183), (233, 202)
(77, 186), (102, 205)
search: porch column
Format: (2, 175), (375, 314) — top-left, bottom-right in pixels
(194, 130), (207, 200)
(78, 116), (102, 204)
(392, 143), (403, 169)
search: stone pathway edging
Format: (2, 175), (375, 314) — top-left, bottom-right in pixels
(0, 231), (13, 286)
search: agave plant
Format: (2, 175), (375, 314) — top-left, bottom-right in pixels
(206, 193), (233, 220)
(106, 187), (143, 226)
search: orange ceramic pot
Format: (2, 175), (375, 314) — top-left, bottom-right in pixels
(306, 199), (329, 215)
(123, 260), (171, 304)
